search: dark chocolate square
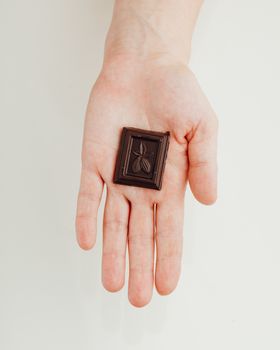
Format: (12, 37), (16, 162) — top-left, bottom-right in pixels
(113, 127), (170, 190)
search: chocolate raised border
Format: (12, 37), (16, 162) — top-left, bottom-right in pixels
(113, 127), (170, 190)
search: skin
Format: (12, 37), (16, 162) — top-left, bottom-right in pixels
(76, 0), (218, 307)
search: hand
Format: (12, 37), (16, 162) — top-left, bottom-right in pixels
(75, 54), (218, 307)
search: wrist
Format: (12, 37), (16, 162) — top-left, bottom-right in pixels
(104, 0), (203, 65)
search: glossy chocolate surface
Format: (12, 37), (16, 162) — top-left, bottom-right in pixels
(113, 127), (170, 190)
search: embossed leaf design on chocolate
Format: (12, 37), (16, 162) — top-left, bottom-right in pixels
(132, 156), (142, 173)
(139, 141), (144, 155)
(139, 142), (147, 156)
(141, 157), (151, 173)
(132, 141), (152, 174)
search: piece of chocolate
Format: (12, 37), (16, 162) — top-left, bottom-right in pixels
(113, 127), (170, 190)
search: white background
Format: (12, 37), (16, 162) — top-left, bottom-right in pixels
(1, 1), (280, 349)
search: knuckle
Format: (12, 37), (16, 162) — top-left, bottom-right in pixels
(128, 233), (154, 246)
(103, 250), (125, 260)
(189, 158), (212, 169)
(156, 226), (183, 239)
(78, 189), (100, 206)
(103, 218), (127, 232)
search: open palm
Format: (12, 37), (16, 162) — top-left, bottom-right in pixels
(76, 59), (218, 307)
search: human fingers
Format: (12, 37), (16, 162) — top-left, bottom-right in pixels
(102, 189), (129, 292)
(155, 197), (184, 295)
(128, 202), (155, 307)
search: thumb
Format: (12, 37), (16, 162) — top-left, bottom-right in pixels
(187, 114), (218, 205)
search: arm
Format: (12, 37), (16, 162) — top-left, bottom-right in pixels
(76, 0), (218, 307)
(105, 0), (203, 63)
